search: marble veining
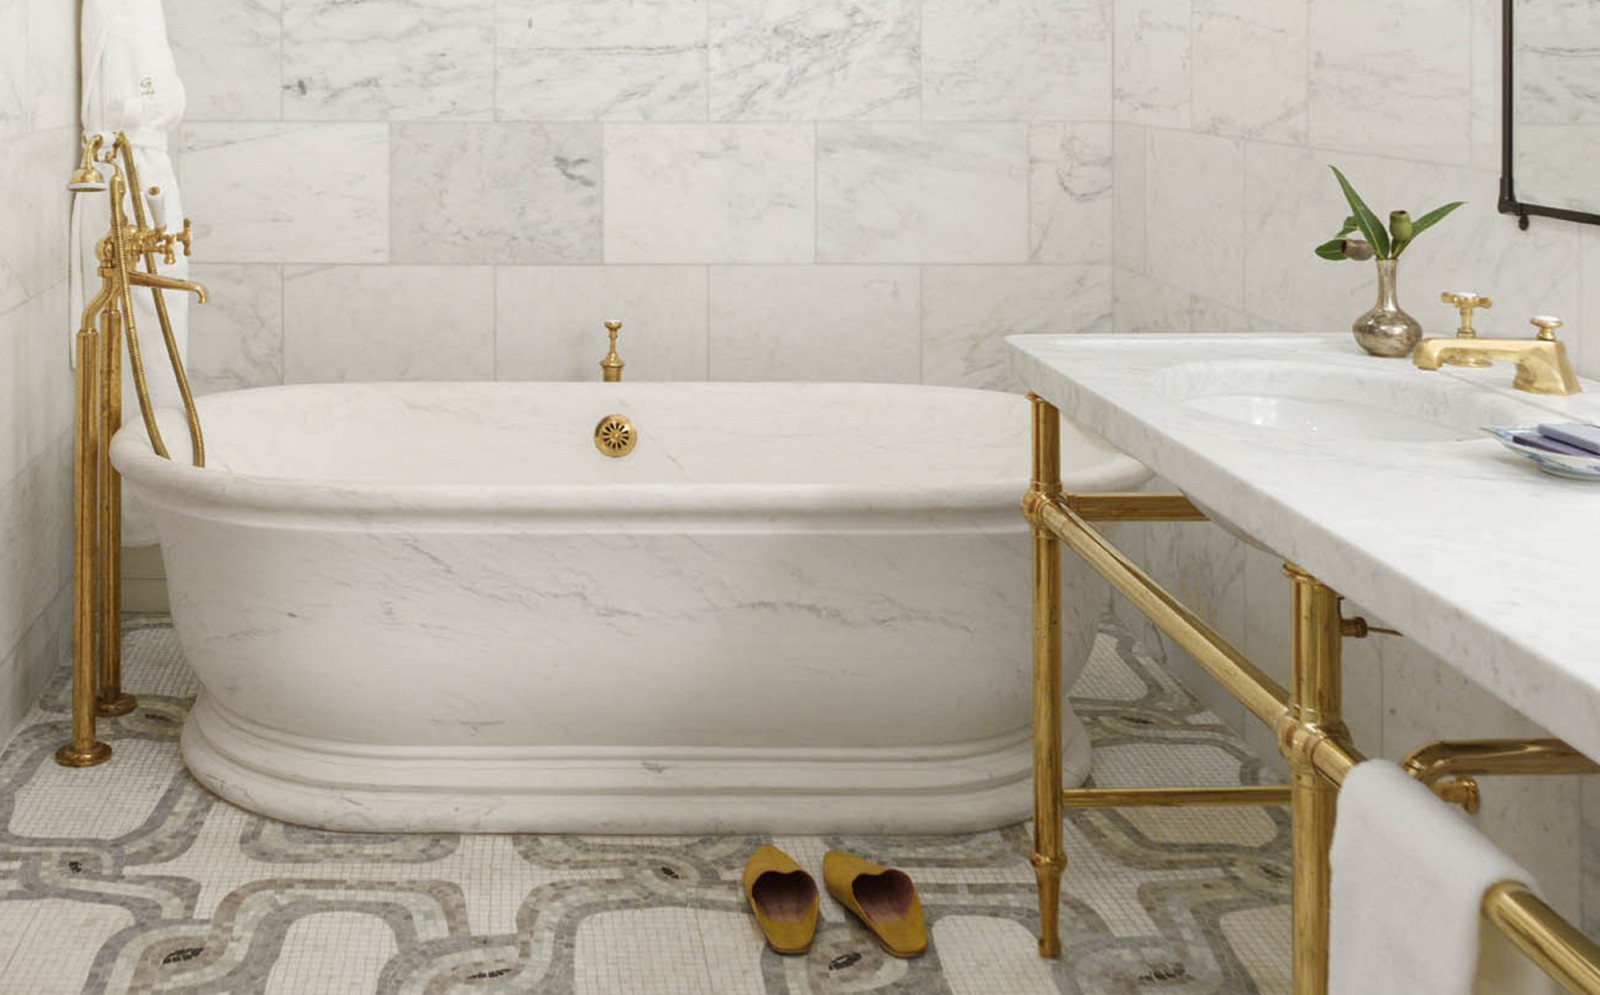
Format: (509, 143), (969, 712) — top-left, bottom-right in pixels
(188, 264), (285, 395)
(707, 0), (920, 121)
(281, 0), (494, 121)
(109, 382), (1148, 833)
(181, 124), (390, 264)
(818, 123), (1029, 264)
(1030, 123), (1114, 265)
(495, 0), (708, 122)
(922, 0), (1112, 121)
(604, 125), (816, 263)
(165, 0), (282, 122)
(1009, 332), (1600, 761)
(390, 123), (603, 265)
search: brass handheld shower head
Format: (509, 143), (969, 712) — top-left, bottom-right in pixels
(67, 135), (109, 192)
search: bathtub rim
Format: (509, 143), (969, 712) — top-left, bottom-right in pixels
(110, 382), (1152, 522)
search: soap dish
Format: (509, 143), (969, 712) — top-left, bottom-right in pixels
(1484, 427), (1600, 481)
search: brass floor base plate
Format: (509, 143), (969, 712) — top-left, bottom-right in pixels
(55, 741), (112, 768)
(96, 693), (137, 717)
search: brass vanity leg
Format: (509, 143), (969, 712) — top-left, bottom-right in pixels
(1028, 394), (1067, 958)
(1285, 565), (1347, 995)
(57, 326), (110, 768)
(96, 311), (133, 717)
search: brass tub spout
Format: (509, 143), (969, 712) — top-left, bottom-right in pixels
(127, 271), (208, 304)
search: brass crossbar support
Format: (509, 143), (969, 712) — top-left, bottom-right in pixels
(1024, 393), (1600, 995)
(1062, 785), (1290, 809)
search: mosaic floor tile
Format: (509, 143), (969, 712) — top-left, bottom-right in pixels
(0, 618), (1290, 994)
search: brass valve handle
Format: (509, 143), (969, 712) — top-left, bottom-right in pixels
(600, 320), (624, 382)
(1440, 291), (1492, 338)
(1531, 315), (1564, 341)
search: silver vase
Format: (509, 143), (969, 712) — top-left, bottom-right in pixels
(1352, 258), (1422, 358)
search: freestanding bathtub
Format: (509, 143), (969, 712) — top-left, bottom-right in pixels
(112, 382), (1149, 833)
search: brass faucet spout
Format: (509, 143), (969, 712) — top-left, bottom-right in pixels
(127, 271), (208, 304)
(1411, 334), (1581, 395)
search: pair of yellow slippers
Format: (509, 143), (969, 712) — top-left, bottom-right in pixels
(742, 845), (926, 959)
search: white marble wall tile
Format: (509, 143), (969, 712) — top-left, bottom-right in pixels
(1576, 229), (1600, 380)
(496, 266), (709, 381)
(25, 0), (75, 133)
(283, 266), (494, 382)
(392, 124), (602, 265)
(0, 586), (68, 747)
(1145, 130), (1245, 308)
(0, 437), (71, 661)
(923, 0), (1111, 121)
(1113, 269), (1193, 333)
(0, 283), (72, 489)
(166, 0), (284, 122)
(818, 124), (1028, 264)
(1469, 0), (1501, 172)
(1113, 0), (1192, 128)
(187, 264), (284, 394)
(1584, 778), (1600, 936)
(181, 124), (390, 264)
(1031, 124), (1113, 265)
(1241, 142), (1372, 334)
(0, 0), (25, 137)
(707, 0), (919, 121)
(1192, 0), (1307, 143)
(1514, 125), (1600, 217)
(1379, 635), (1582, 921)
(922, 265), (1111, 390)
(1308, 0), (1473, 165)
(1112, 125), (1148, 274)
(282, 0), (493, 121)
(496, 0), (708, 122)
(604, 125), (815, 264)
(0, 128), (74, 314)
(708, 266), (919, 382)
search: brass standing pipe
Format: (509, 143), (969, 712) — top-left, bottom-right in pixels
(56, 132), (209, 767)
(56, 320), (111, 768)
(95, 308), (133, 717)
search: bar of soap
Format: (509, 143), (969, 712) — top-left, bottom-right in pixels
(1537, 423), (1600, 457)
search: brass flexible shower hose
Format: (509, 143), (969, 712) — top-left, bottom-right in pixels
(113, 138), (205, 468)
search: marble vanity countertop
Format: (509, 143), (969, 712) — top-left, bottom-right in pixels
(1008, 333), (1600, 758)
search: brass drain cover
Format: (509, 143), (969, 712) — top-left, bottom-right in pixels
(594, 414), (636, 457)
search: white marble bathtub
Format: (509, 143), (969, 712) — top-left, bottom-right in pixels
(111, 382), (1149, 833)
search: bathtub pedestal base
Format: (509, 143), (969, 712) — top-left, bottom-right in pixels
(182, 694), (1094, 834)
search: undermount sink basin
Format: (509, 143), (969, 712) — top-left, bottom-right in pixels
(1158, 359), (1538, 443)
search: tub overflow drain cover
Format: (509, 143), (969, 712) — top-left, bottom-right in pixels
(595, 414), (637, 457)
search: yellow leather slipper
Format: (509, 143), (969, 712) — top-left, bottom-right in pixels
(743, 845), (819, 955)
(822, 850), (927, 958)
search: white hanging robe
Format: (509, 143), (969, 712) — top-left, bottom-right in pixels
(71, 0), (191, 545)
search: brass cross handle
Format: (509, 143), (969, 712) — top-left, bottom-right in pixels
(1440, 290), (1492, 338)
(1531, 315), (1563, 341)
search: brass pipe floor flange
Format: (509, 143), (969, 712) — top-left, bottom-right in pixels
(96, 693), (137, 717)
(55, 742), (112, 768)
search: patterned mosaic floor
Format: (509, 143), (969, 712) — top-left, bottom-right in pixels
(0, 617), (1290, 994)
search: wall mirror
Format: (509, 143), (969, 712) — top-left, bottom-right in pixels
(1502, 0), (1600, 228)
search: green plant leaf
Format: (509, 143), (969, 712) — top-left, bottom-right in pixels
(1315, 237), (1350, 260)
(1410, 201), (1465, 238)
(1329, 166), (1390, 258)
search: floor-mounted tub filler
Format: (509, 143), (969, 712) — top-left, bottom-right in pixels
(111, 381), (1149, 833)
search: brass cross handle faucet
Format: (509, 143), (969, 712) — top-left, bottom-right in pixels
(1439, 291), (1493, 367)
(1412, 312), (1582, 395)
(600, 320), (624, 382)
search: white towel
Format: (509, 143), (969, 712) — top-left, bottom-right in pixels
(1329, 759), (1560, 995)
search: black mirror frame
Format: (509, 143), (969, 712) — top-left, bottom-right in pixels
(1500, 0), (1600, 230)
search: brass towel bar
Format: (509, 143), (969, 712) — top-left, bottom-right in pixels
(1024, 393), (1600, 995)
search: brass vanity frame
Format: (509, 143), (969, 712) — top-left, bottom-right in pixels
(1024, 394), (1600, 994)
